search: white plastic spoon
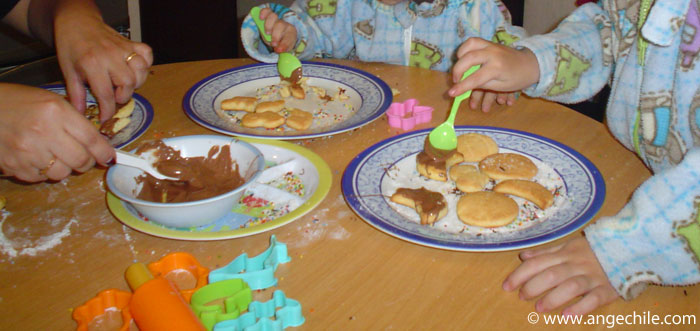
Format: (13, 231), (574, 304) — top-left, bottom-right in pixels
(114, 150), (178, 181)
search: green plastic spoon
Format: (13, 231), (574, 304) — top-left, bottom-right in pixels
(250, 7), (302, 81)
(427, 64), (481, 151)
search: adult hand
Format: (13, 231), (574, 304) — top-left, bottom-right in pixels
(53, 6), (152, 121)
(260, 7), (298, 53)
(502, 236), (620, 315)
(0, 83), (114, 182)
(449, 37), (540, 98)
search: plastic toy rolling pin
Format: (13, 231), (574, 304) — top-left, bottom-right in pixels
(125, 262), (206, 331)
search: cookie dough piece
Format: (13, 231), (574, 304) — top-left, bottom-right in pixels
(390, 187), (447, 225)
(255, 100), (285, 113)
(286, 108), (313, 131)
(416, 136), (464, 181)
(417, 151), (463, 181)
(493, 179), (554, 210)
(241, 112), (285, 129)
(113, 98), (135, 118)
(479, 153), (538, 180)
(290, 85), (305, 99)
(457, 191), (519, 228)
(457, 133), (499, 162)
(221, 96), (257, 112)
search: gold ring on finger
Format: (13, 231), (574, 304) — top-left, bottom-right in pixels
(39, 158), (56, 176)
(125, 52), (138, 63)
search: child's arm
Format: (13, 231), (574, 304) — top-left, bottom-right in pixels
(241, 1), (356, 63)
(502, 237), (619, 316)
(450, 4), (612, 104)
(506, 148), (700, 315)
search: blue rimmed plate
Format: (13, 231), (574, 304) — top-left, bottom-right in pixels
(183, 61), (392, 139)
(42, 84), (153, 149)
(342, 126), (605, 252)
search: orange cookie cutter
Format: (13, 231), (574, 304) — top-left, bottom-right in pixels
(72, 289), (133, 331)
(147, 252), (210, 302)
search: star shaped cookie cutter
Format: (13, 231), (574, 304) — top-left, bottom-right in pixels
(208, 235), (291, 290)
(212, 290), (305, 331)
(386, 98), (434, 131)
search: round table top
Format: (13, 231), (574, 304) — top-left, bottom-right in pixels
(1, 58), (696, 330)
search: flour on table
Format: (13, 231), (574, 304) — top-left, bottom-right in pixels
(0, 210), (77, 259)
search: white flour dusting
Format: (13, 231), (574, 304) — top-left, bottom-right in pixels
(0, 211), (77, 258)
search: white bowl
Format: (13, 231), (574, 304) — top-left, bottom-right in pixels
(106, 135), (265, 228)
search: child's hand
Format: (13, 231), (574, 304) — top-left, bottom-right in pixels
(449, 37), (540, 98)
(469, 91), (516, 112)
(259, 8), (298, 53)
(502, 237), (620, 315)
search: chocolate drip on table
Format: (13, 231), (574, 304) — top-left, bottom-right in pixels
(134, 140), (245, 203)
(394, 187), (446, 224)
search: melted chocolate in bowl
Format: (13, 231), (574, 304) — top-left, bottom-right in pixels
(134, 140), (245, 203)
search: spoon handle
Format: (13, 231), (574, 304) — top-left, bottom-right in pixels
(250, 7), (272, 43)
(448, 65), (481, 124)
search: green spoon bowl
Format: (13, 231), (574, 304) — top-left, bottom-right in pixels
(250, 7), (302, 80)
(427, 65), (480, 151)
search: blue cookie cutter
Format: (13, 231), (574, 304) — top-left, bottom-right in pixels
(209, 235), (291, 290)
(213, 290), (305, 331)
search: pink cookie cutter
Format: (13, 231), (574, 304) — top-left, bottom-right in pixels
(386, 99), (434, 131)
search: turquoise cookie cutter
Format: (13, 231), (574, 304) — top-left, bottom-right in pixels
(190, 278), (253, 331)
(213, 290), (305, 331)
(209, 235), (291, 290)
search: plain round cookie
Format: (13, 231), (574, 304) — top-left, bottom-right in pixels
(479, 153), (538, 180)
(457, 191), (519, 228)
(457, 133), (499, 162)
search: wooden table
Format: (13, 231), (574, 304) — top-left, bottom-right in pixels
(1, 59), (696, 330)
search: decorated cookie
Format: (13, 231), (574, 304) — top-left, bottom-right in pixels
(479, 153), (538, 180)
(390, 187), (447, 225)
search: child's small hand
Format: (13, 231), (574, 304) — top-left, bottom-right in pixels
(502, 237), (620, 315)
(449, 37), (539, 98)
(259, 8), (298, 53)
(469, 91), (516, 112)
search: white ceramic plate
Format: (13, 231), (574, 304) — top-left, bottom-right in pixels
(107, 138), (332, 240)
(183, 62), (392, 139)
(42, 84), (153, 149)
(342, 126), (605, 252)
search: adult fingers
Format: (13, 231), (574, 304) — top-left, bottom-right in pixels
(44, 158), (73, 181)
(80, 57), (117, 121)
(63, 70), (88, 115)
(48, 123), (97, 172)
(62, 112), (115, 166)
(561, 285), (619, 316)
